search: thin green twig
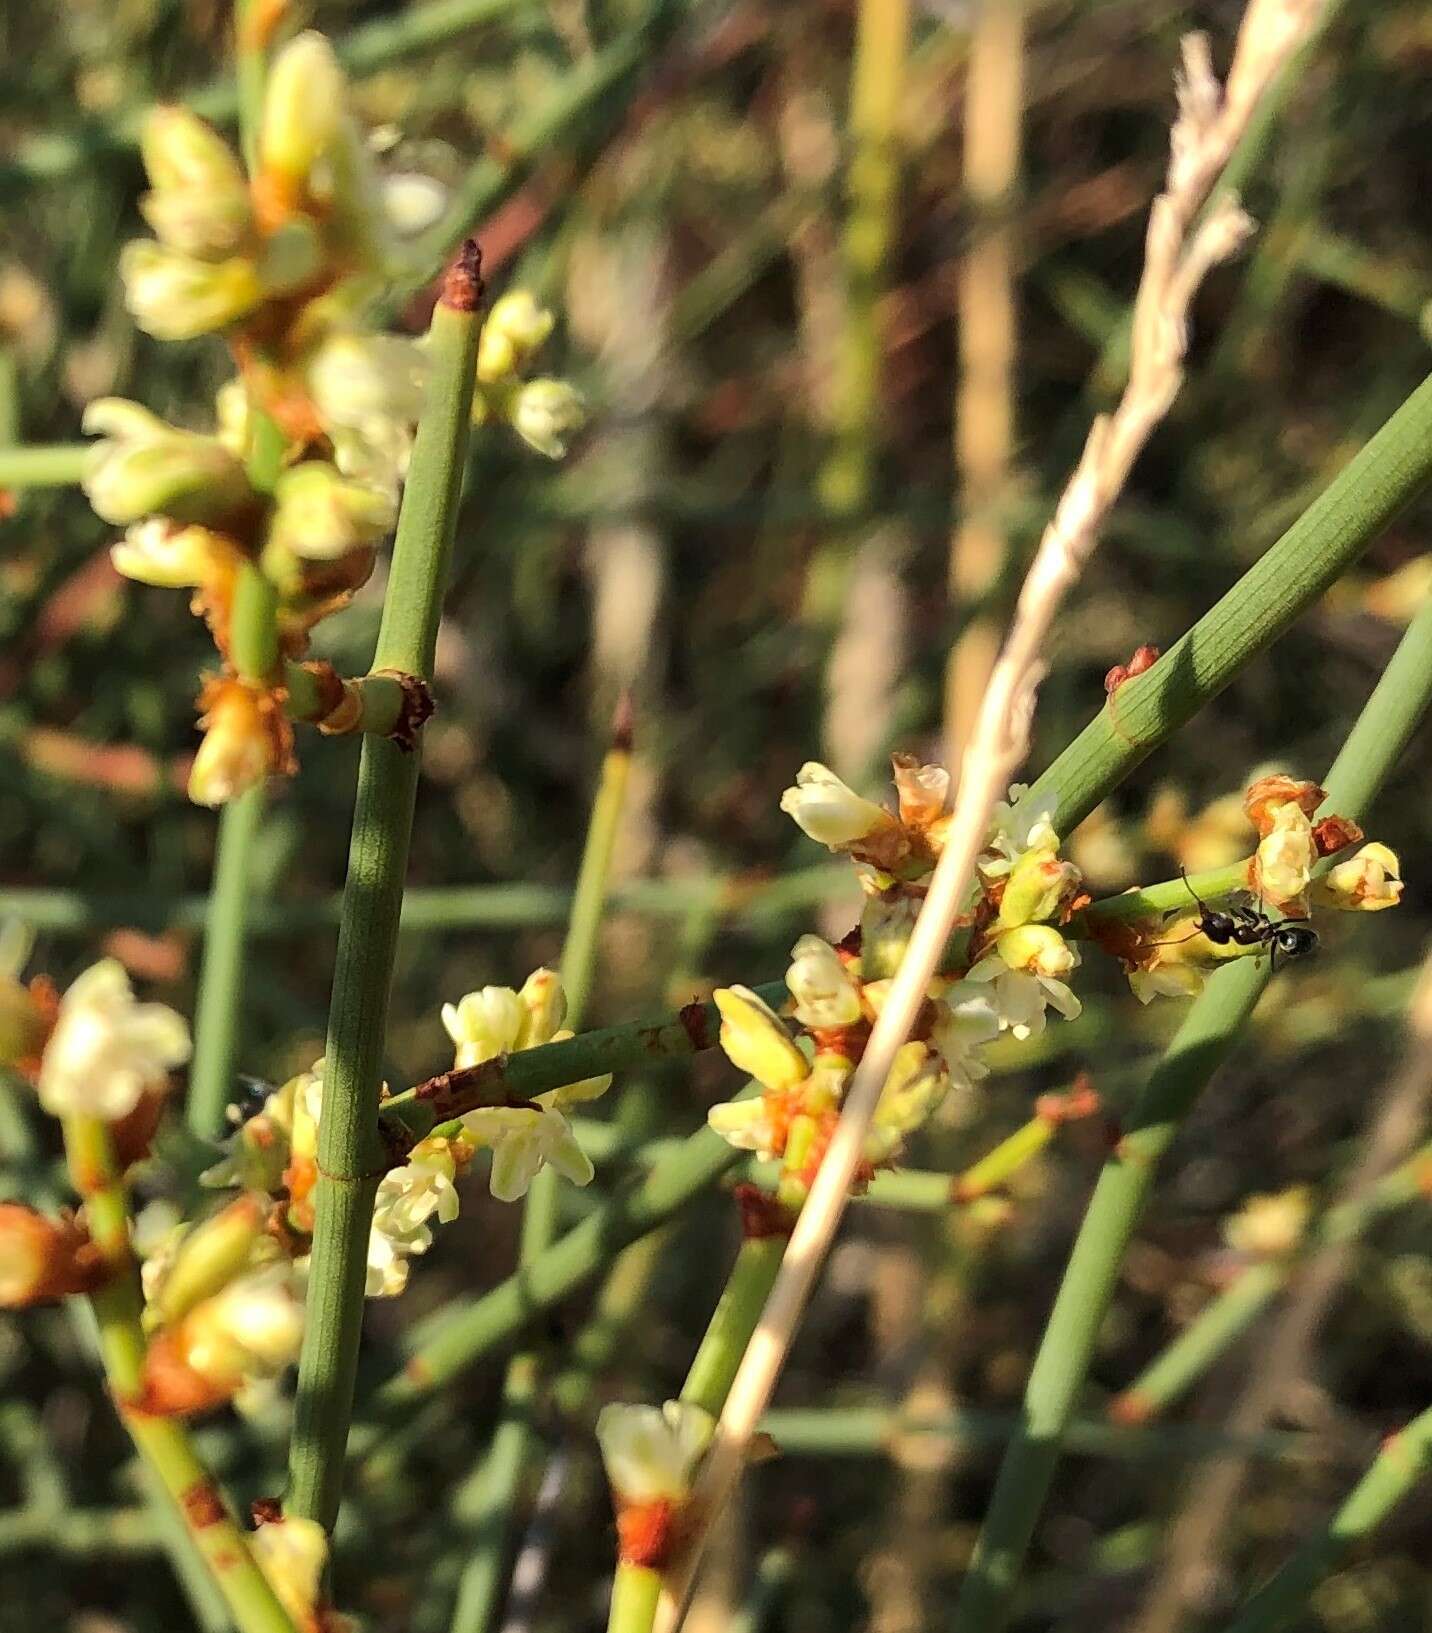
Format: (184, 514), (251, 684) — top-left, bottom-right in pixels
(286, 243), (482, 1533)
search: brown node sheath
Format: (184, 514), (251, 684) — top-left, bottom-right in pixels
(180, 1479), (228, 1529)
(677, 999), (713, 1052)
(374, 670), (436, 752)
(610, 688), (635, 754)
(733, 1183), (797, 1240)
(441, 238), (485, 313)
(250, 1496), (284, 1526)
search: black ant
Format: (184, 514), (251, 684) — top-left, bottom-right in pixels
(1155, 871), (1318, 971)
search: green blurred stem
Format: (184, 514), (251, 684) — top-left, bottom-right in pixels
(62, 1116), (297, 1633)
(1111, 1141), (1432, 1424)
(188, 786), (266, 1137)
(950, 588), (1432, 1633)
(1027, 368), (1432, 839)
(0, 864), (851, 938)
(1222, 1403), (1432, 1633)
(609, 1564), (663, 1633)
(0, 444), (89, 488)
(680, 1236), (786, 1418)
(286, 266), (480, 1533)
(449, 720), (633, 1633)
(0, 1504), (159, 1557)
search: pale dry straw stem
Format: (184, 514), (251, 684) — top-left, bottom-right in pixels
(655, 11), (1319, 1627)
(945, 0), (1025, 767)
(1132, 950), (1432, 1633)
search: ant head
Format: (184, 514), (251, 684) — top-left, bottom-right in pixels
(1273, 924), (1318, 959)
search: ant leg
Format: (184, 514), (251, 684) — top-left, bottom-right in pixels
(1147, 930), (1203, 949)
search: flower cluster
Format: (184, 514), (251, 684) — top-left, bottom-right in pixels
(88, 31), (587, 809)
(706, 760), (1090, 1201)
(199, 967), (611, 1307)
(1113, 774), (1404, 1003)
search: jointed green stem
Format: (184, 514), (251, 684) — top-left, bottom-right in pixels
(0, 444), (90, 488)
(286, 252), (481, 1533)
(62, 1115), (297, 1633)
(950, 589), (1432, 1632)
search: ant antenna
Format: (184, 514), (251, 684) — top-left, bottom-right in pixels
(1180, 867), (1211, 915)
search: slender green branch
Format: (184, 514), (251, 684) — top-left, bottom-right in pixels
(0, 444), (90, 488)
(1111, 1142), (1432, 1424)
(950, 587), (1432, 1633)
(62, 1116), (297, 1633)
(188, 786), (266, 1137)
(0, 865), (850, 938)
(1222, 1404), (1432, 1633)
(449, 709), (634, 1633)
(286, 244), (482, 1533)
(1028, 369), (1432, 838)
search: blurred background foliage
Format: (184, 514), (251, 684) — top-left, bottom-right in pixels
(2, 1), (1432, 1629)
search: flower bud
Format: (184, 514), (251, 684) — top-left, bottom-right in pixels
(259, 33), (347, 199)
(367, 1136), (462, 1296)
(779, 762), (895, 849)
(0, 1205), (106, 1307)
(865, 1041), (950, 1166)
(707, 1094), (784, 1161)
(441, 985), (527, 1069)
(785, 935), (862, 1029)
(252, 1516), (334, 1630)
(477, 291), (555, 384)
(111, 518), (234, 588)
(189, 678), (292, 809)
(992, 923), (1077, 980)
(142, 1263), (305, 1416)
(138, 108), (251, 256)
(37, 959), (190, 1123)
(143, 1193), (269, 1330)
(713, 985), (809, 1091)
(83, 399), (253, 527)
(119, 241), (265, 340)
(998, 844), (1080, 928)
(507, 377), (586, 459)
(516, 967), (567, 1047)
(1312, 842), (1403, 913)
(1253, 802), (1315, 907)
(268, 462), (396, 562)
(596, 1399), (715, 1508)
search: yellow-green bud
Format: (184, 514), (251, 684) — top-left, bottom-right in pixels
(516, 967), (567, 1048)
(477, 291), (555, 384)
(268, 462), (395, 562)
(713, 985), (809, 1091)
(993, 922), (1076, 979)
(508, 377), (586, 459)
(119, 241), (264, 340)
(83, 400), (253, 526)
(144, 1192), (271, 1330)
(998, 844), (1079, 928)
(259, 32), (347, 193)
(139, 108), (251, 257)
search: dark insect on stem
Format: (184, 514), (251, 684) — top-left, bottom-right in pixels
(1153, 869), (1319, 971)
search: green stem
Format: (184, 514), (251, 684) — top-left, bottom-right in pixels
(0, 864), (850, 937)
(448, 717), (634, 1633)
(1111, 1142), (1432, 1424)
(188, 785), (266, 1137)
(1027, 369), (1432, 839)
(1078, 861), (1253, 929)
(679, 1236), (786, 1417)
(286, 250), (481, 1533)
(609, 1563), (663, 1633)
(0, 444), (90, 488)
(1222, 1404), (1432, 1633)
(950, 588), (1432, 1633)
(62, 1115), (297, 1633)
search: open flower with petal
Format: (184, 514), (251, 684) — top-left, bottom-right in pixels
(780, 762), (896, 851)
(37, 959), (190, 1122)
(714, 985), (809, 1091)
(707, 1093), (786, 1161)
(111, 518), (237, 588)
(441, 985), (527, 1067)
(982, 783), (1061, 879)
(366, 1136), (463, 1297)
(119, 241), (266, 341)
(463, 1106), (594, 1202)
(83, 398), (253, 527)
(786, 935), (862, 1029)
(1313, 842), (1403, 912)
(930, 983), (1000, 1082)
(1253, 801), (1316, 907)
(596, 1399), (715, 1507)
(968, 926), (1083, 1041)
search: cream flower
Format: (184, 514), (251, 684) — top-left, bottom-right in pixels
(596, 1399), (715, 1506)
(111, 518), (232, 588)
(179, 1263), (305, 1390)
(508, 378), (586, 460)
(119, 240), (265, 341)
(779, 762), (894, 849)
(930, 983), (1000, 1082)
(442, 985), (527, 1068)
(785, 935), (861, 1029)
(982, 783), (1060, 879)
(706, 1094), (784, 1160)
(1254, 802), (1316, 906)
(252, 1516), (331, 1630)
(462, 1106), (593, 1203)
(37, 959), (190, 1121)
(1313, 842), (1403, 913)
(267, 462), (396, 562)
(1223, 1185), (1313, 1259)
(83, 397), (251, 527)
(967, 930), (1083, 1042)
(477, 290), (555, 383)
(366, 1138), (462, 1298)
(714, 985), (809, 1091)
